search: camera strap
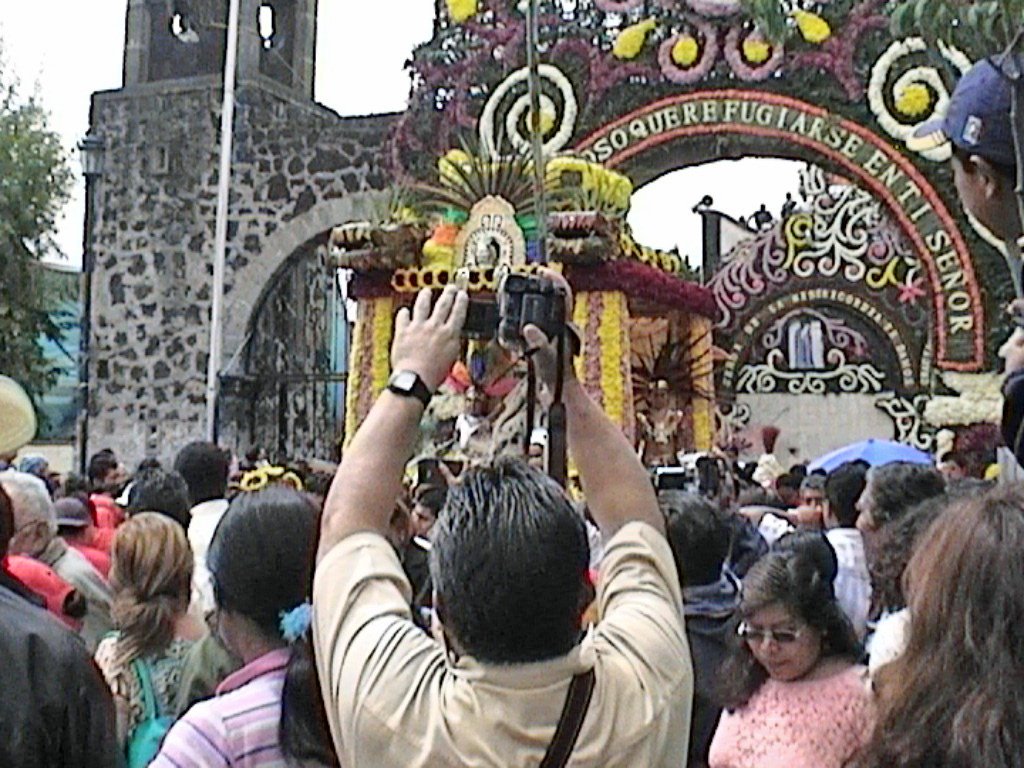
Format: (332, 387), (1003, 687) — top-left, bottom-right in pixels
(538, 668), (596, 768)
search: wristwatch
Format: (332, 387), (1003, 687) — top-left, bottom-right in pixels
(387, 370), (433, 408)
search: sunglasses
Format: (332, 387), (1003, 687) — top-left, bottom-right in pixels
(737, 622), (805, 645)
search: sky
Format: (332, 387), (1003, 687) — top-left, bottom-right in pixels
(4, 1), (799, 269)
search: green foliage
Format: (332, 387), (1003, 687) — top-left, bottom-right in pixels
(0, 50), (74, 402)
(889, 0), (1024, 57)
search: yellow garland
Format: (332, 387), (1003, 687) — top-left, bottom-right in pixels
(793, 10), (831, 44)
(344, 301), (369, 447)
(598, 292), (628, 426)
(446, 0), (477, 24)
(689, 316), (715, 451)
(742, 38), (772, 64)
(370, 296), (395, 398)
(895, 83), (932, 118)
(613, 19), (657, 61)
(239, 466), (304, 493)
(672, 35), (700, 67)
(546, 156), (634, 213)
(572, 291), (591, 383)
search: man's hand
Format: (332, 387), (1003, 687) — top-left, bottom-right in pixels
(318, 286), (466, 558)
(522, 268), (576, 390)
(392, 286), (469, 391)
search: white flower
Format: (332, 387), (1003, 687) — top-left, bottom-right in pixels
(479, 64), (578, 158)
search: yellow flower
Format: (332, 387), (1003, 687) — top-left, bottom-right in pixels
(895, 82), (932, 118)
(672, 35), (700, 67)
(438, 149), (472, 185)
(793, 10), (831, 44)
(613, 19), (657, 61)
(530, 105), (557, 136)
(446, 0), (477, 24)
(743, 37), (772, 64)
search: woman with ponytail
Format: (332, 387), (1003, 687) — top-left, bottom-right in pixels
(152, 486), (337, 767)
(708, 540), (874, 768)
(95, 512), (205, 746)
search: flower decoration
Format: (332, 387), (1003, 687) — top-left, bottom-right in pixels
(547, 156), (634, 213)
(868, 38), (971, 162)
(672, 35), (700, 67)
(423, 222), (460, 268)
(446, 0), (477, 24)
(613, 19), (658, 61)
(684, 0), (742, 17)
(279, 603), (312, 644)
(595, 0), (642, 10)
(479, 64), (578, 158)
(897, 276), (927, 304)
(239, 466), (305, 493)
(724, 26), (783, 81)
(792, 10), (831, 44)
(895, 82), (931, 118)
(659, 21), (719, 85)
(742, 33), (772, 64)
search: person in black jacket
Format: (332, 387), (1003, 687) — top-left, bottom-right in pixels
(663, 493), (740, 768)
(0, 484), (121, 768)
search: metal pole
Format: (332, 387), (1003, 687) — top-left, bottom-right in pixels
(78, 174), (97, 474)
(1006, 50), (1024, 297)
(524, 0), (548, 261)
(205, 0), (242, 441)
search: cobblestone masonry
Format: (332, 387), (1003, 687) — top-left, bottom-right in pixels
(86, 76), (395, 464)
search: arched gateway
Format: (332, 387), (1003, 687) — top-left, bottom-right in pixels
(382, 0), (1010, 458)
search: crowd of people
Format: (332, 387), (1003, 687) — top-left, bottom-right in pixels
(2, 55), (1024, 768)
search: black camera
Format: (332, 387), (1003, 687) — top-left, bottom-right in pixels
(497, 274), (567, 351)
(460, 274), (567, 349)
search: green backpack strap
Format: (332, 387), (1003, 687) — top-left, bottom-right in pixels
(131, 657), (160, 720)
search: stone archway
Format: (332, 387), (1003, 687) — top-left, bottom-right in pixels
(221, 191), (383, 368)
(574, 89), (986, 373)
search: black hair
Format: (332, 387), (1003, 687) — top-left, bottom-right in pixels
(717, 547), (860, 710)
(127, 469), (192, 530)
(953, 145), (1017, 184)
(663, 493), (730, 588)
(303, 471), (334, 499)
(87, 451), (119, 486)
(0, 485), (13, 557)
(173, 441), (230, 506)
(208, 487), (337, 766)
(772, 531), (839, 588)
(137, 457), (162, 473)
(866, 462), (945, 527)
(824, 462), (868, 528)
(430, 457), (589, 663)
(414, 485), (447, 516)
(776, 473), (803, 492)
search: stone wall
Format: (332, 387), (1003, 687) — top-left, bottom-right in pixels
(86, 78), (396, 465)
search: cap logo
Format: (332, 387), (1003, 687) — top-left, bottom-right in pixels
(962, 115), (983, 146)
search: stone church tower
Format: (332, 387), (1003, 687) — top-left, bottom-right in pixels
(84, 0), (395, 466)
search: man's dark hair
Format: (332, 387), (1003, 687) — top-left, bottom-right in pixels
(953, 145), (1017, 184)
(825, 462), (868, 528)
(127, 469), (192, 530)
(414, 485), (447, 516)
(430, 458), (588, 664)
(663, 493), (729, 588)
(776, 473), (803, 492)
(0, 485), (13, 557)
(173, 442), (230, 506)
(867, 462), (945, 527)
(87, 451), (119, 487)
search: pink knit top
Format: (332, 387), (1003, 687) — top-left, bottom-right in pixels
(708, 664), (874, 768)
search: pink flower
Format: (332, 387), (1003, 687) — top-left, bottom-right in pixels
(658, 19), (720, 85)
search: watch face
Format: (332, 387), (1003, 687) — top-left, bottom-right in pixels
(391, 370), (418, 392)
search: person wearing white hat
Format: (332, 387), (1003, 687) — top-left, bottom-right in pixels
(0, 375), (36, 464)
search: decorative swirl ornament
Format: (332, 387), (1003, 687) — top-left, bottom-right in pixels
(868, 38), (971, 162)
(736, 349), (886, 395)
(479, 64), (578, 159)
(658, 20), (719, 85)
(724, 26), (784, 81)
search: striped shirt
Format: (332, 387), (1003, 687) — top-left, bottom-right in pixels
(152, 648), (322, 768)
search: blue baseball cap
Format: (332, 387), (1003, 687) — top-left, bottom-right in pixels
(909, 58), (1015, 167)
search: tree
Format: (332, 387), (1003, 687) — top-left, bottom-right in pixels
(0, 50), (73, 402)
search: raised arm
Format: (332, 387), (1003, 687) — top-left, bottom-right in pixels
(523, 271), (663, 538)
(318, 286), (468, 560)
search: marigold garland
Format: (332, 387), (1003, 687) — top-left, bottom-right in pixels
(672, 35), (700, 67)
(688, 316), (715, 450)
(599, 292), (627, 427)
(370, 296), (395, 399)
(793, 10), (831, 44)
(613, 19), (658, 61)
(659, 23), (719, 85)
(742, 36), (772, 65)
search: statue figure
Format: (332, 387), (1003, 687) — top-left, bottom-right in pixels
(637, 380), (685, 467)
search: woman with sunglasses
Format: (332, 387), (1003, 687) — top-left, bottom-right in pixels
(708, 544), (874, 768)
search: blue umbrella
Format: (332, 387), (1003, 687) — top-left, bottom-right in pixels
(808, 439), (933, 473)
